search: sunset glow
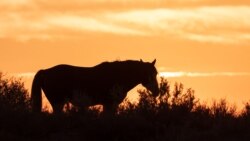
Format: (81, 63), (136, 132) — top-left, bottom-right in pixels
(1, 0), (250, 108)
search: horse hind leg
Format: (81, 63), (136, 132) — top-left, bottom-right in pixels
(103, 103), (118, 116)
(51, 102), (64, 114)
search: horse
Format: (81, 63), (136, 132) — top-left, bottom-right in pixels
(31, 59), (159, 114)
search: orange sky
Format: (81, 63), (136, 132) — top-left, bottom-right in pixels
(1, 0), (250, 109)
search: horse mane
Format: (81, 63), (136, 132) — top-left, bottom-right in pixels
(97, 60), (139, 65)
(95, 60), (144, 68)
(93, 60), (158, 79)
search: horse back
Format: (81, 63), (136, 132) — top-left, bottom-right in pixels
(42, 65), (110, 90)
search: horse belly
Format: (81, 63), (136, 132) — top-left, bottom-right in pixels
(69, 89), (97, 107)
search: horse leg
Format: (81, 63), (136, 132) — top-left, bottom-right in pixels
(103, 103), (117, 116)
(51, 101), (64, 114)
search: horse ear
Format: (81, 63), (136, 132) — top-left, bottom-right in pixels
(152, 59), (156, 65)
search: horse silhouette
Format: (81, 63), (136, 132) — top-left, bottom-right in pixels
(31, 59), (159, 114)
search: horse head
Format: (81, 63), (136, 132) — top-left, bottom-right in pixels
(140, 59), (160, 97)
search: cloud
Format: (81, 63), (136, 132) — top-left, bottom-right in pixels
(1, 0), (250, 11)
(13, 72), (35, 78)
(105, 6), (250, 43)
(0, 1), (250, 44)
(184, 33), (250, 44)
(0, 13), (147, 42)
(46, 15), (147, 36)
(0, 0), (31, 5)
(159, 72), (250, 78)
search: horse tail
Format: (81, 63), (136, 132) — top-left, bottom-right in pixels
(31, 70), (44, 112)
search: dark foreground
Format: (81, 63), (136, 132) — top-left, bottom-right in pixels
(1, 104), (250, 141)
(1, 75), (250, 141)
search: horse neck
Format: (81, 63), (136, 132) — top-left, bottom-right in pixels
(96, 62), (144, 90)
(117, 67), (143, 91)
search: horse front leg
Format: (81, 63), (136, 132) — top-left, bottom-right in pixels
(51, 102), (64, 114)
(103, 103), (118, 116)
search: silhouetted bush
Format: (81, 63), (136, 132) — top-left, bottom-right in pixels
(0, 73), (31, 112)
(242, 102), (250, 117)
(1, 74), (250, 141)
(119, 78), (197, 119)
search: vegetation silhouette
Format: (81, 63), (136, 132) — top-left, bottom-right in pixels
(31, 59), (159, 114)
(1, 70), (250, 140)
(0, 72), (30, 112)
